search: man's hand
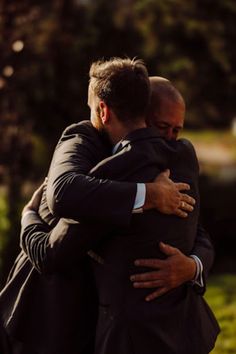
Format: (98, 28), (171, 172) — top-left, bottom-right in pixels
(144, 169), (195, 217)
(22, 179), (47, 216)
(130, 242), (196, 301)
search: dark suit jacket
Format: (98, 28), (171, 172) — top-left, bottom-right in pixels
(0, 122), (217, 354)
(0, 121), (136, 354)
(85, 127), (220, 354)
(0, 249), (98, 354)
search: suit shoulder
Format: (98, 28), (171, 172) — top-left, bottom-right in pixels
(57, 120), (110, 159)
(178, 138), (197, 155)
(62, 120), (95, 138)
(178, 138), (199, 172)
(58, 120), (103, 146)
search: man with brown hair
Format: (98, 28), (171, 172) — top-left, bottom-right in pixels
(75, 64), (218, 354)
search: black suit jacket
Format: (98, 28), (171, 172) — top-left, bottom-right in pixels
(0, 122), (217, 353)
(0, 121), (137, 354)
(85, 127), (220, 354)
(36, 121), (214, 284)
(0, 249), (97, 354)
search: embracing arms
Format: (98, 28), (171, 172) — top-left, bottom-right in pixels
(45, 121), (194, 226)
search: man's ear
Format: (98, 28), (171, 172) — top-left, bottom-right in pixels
(99, 101), (110, 124)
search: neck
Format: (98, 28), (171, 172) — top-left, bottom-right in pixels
(109, 118), (147, 145)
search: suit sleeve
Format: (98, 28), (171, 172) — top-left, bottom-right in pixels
(191, 222), (214, 294)
(181, 139), (214, 294)
(46, 121), (136, 227)
(20, 211), (110, 274)
(20, 212), (51, 273)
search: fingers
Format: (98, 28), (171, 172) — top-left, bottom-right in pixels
(130, 270), (161, 283)
(145, 288), (169, 301)
(170, 184), (195, 217)
(22, 179), (47, 217)
(31, 184), (44, 205)
(175, 182), (190, 191)
(27, 179), (47, 211)
(133, 280), (164, 289)
(173, 209), (188, 218)
(134, 258), (164, 269)
(33, 183), (45, 197)
(159, 242), (179, 256)
(175, 194), (195, 217)
(181, 194), (195, 206)
(32, 178), (47, 197)
(180, 202), (193, 213)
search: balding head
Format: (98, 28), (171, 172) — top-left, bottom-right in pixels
(147, 76), (185, 140)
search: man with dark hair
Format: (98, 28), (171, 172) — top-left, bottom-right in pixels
(74, 66), (219, 354)
(89, 58), (150, 124)
(0, 59), (218, 354)
(45, 59), (192, 226)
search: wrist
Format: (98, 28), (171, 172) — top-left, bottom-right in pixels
(143, 183), (158, 210)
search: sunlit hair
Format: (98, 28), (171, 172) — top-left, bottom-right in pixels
(89, 57), (150, 123)
(147, 76), (185, 120)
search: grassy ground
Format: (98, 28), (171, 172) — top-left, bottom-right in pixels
(205, 274), (236, 354)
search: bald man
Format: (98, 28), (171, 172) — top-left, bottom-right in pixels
(131, 77), (214, 301)
(147, 76), (185, 140)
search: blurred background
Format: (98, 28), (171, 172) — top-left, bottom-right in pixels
(0, 0), (235, 352)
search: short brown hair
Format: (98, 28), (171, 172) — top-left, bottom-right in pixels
(89, 57), (150, 123)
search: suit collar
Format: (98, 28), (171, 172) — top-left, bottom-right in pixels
(118, 127), (162, 151)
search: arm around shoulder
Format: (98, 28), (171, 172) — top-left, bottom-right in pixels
(20, 211), (51, 273)
(46, 121), (136, 227)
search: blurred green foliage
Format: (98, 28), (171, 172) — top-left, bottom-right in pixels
(206, 274), (236, 354)
(0, 189), (10, 272)
(1, 0), (236, 137)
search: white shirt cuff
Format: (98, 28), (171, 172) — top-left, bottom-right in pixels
(190, 255), (204, 287)
(133, 183), (146, 213)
